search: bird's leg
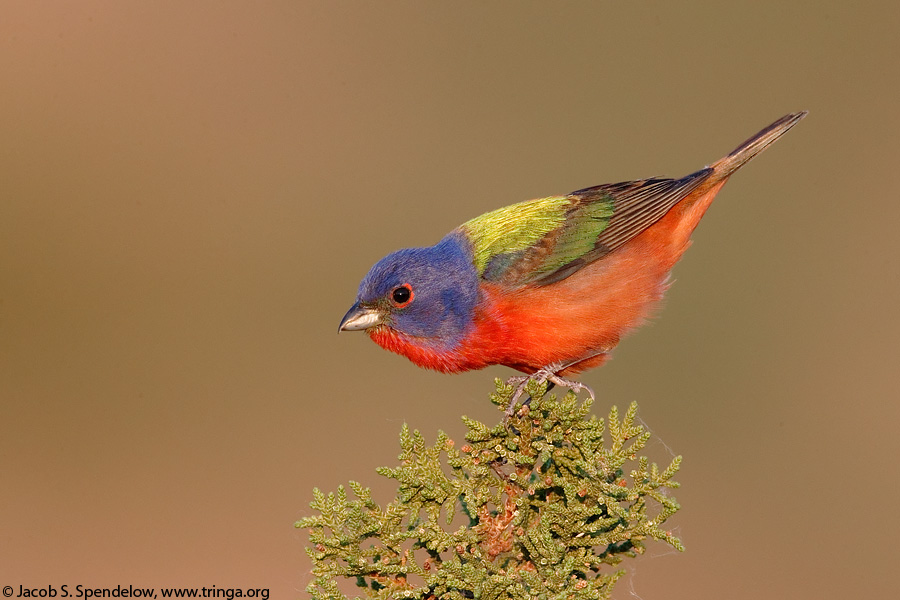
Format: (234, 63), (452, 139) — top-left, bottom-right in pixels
(540, 351), (612, 403)
(542, 371), (595, 403)
(504, 355), (604, 418)
(510, 380), (556, 413)
(504, 375), (533, 419)
(505, 374), (554, 418)
(503, 369), (570, 418)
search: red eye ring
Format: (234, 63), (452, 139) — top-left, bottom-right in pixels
(390, 284), (414, 308)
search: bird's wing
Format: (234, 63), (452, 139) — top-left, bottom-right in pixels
(460, 167), (714, 287)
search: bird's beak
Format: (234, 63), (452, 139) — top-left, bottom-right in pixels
(338, 303), (384, 332)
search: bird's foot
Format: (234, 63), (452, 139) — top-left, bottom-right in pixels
(504, 365), (595, 419)
(543, 371), (595, 403)
(504, 375), (549, 419)
(504, 375), (532, 419)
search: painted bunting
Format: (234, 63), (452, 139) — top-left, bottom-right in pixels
(340, 112), (807, 414)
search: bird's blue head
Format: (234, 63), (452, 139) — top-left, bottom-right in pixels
(339, 232), (479, 350)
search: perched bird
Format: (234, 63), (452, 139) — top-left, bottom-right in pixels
(340, 112), (807, 414)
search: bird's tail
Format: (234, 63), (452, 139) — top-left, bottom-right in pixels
(711, 111), (808, 180)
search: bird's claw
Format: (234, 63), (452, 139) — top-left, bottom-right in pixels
(504, 375), (532, 419)
(504, 367), (595, 419)
(544, 372), (595, 402)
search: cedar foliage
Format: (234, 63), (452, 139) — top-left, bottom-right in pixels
(297, 380), (682, 600)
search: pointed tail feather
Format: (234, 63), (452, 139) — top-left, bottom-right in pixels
(711, 111), (808, 179)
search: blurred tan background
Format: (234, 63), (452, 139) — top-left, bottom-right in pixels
(2, 1), (898, 598)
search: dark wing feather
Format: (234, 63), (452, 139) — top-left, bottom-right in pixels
(531, 167), (713, 285)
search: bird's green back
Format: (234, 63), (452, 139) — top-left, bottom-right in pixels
(458, 194), (615, 287)
(456, 169), (715, 287)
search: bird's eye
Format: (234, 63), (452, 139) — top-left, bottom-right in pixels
(390, 284), (414, 307)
